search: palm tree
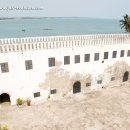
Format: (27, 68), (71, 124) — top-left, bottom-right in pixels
(120, 14), (130, 33)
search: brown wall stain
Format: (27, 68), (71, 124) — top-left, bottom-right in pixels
(105, 61), (130, 80)
(40, 61), (130, 96)
(40, 61), (92, 96)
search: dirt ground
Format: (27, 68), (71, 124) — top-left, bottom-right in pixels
(1, 83), (130, 130)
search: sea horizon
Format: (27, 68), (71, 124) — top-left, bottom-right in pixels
(0, 16), (120, 20)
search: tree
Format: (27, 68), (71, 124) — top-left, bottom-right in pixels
(120, 14), (130, 33)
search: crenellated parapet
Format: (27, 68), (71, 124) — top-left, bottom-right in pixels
(0, 34), (130, 53)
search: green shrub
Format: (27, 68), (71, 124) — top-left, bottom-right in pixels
(1, 124), (8, 130)
(48, 95), (51, 99)
(16, 98), (23, 106)
(62, 92), (67, 97)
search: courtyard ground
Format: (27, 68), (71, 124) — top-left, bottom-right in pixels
(1, 83), (130, 130)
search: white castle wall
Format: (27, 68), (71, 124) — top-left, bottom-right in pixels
(0, 34), (130, 105)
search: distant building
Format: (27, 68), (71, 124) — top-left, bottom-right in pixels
(0, 34), (130, 105)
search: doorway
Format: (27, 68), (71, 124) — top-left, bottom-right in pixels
(73, 81), (81, 94)
(123, 71), (129, 82)
(0, 93), (10, 104)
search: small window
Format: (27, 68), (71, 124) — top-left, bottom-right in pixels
(86, 83), (91, 87)
(84, 54), (90, 62)
(94, 53), (99, 61)
(75, 55), (80, 63)
(120, 50), (124, 57)
(64, 56), (70, 65)
(112, 51), (117, 58)
(97, 80), (102, 84)
(34, 92), (40, 98)
(48, 57), (55, 67)
(104, 52), (108, 59)
(127, 50), (130, 57)
(50, 89), (57, 94)
(25, 60), (33, 70)
(111, 77), (115, 81)
(1, 62), (9, 73)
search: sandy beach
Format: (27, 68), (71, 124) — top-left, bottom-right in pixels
(1, 83), (130, 130)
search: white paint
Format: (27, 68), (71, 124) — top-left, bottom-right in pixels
(0, 34), (130, 105)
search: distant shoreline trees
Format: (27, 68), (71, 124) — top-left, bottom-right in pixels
(120, 14), (130, 33)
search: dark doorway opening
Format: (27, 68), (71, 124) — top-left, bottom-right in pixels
(123, 71), (129, 82)
(73, 81), (81, 94)
(0, 93), (10, 104)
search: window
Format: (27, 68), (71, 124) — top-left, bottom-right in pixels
(50, 89), (57, 94)
(25, 60), (33, 70)
(111, 77), (115, 81)
(120, 50), (124, 57)
(1, 62), (9, 73)
(75, 55), (80, 63)
(104, 52), (108, 59)
(97, 80), (102, 84)
(48, 57), (55, 67)
(112, 51), (117, 58)
(64, 56), (70, 65)
(94, 53), (99, 61)
(84, 54), (90, 62)
(34, 92), (40, 98)
(127, 50), (130, 57)
(86, 83), (91, 87)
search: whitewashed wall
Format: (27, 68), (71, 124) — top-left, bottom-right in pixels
(0, 34), (130, 105)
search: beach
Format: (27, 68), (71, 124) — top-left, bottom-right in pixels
(1, 82), (130, 130)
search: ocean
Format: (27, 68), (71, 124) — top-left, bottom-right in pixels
(0, 17), (125, 38)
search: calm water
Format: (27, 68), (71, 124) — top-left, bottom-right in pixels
(0, 18), (125, 38)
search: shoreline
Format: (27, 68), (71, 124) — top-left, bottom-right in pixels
(0, 17), (120, 20)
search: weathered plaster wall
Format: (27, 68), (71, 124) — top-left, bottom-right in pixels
(0, 34), (130, 105)
(40, 61), (92, 97)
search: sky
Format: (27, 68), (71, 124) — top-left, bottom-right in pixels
(0, 0), (130, 19)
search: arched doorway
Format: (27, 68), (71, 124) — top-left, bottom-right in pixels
(123, 71), (129, 82)
(0, 93), (10, 104)
(73, 81), (81, 94)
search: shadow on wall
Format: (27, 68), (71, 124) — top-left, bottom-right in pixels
(40, 61), (92, 96)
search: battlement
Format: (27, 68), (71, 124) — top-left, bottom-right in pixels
(0, 34), (130, 53)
